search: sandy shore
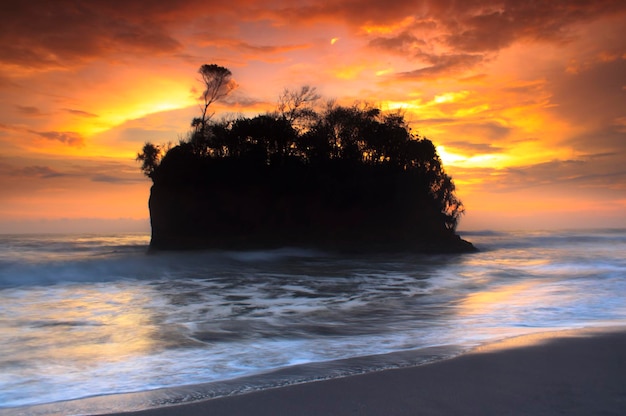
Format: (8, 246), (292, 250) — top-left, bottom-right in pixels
(102, 328), (626, 416)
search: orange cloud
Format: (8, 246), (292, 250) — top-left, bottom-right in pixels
(0, 0), (625, 230)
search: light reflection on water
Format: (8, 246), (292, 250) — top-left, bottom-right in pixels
(0, 230), (625, 413)
(5, 285), (156, 358)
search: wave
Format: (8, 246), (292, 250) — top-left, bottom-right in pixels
(1, 229), (625, 411)
(0, 238), (333, 289)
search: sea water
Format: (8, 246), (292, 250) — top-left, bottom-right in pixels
(1, 229), (625, 414)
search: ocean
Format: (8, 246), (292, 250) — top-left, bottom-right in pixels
(1, 229), (625, 415)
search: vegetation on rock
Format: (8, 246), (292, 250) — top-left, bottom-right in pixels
(138, 65), (472, 251)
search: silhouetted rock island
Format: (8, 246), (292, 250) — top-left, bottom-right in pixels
(138, 65), (475, 253)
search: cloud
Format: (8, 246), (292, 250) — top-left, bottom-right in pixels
(220, 91), (269, 108)
(84, 160), (146, 184)
(18, 165), (65, 178)
(30, 130), (85, 147)
(368, 31), (424, 53)
(3, 0), (622, 81)
(0, 124), (85, 148)
(276, 0), (419, 28)
(197, 37), (310, 56)
(0, 0), (185, 68)
(364, 0), (626, 53)
(277, 1), (626, 47)
(397, 53), (485, 80)
(0, 123), (20, 133)
(0, 0), (304, 70)
(364, 1), (626, 79)
(16, 105), (44, 116)
(507, 158), (626, 190)
(445, 141), (505, 156)
(1, 157), (144, 185)
(91, 174), (140, 184)
(0, 0), (624, 230)
(4, 0), (624, 73)
(468, 155), (626, 194)
(441, 1), (626, 53)
(445, 121), (512, 141)
(544, 54), (626, 176)
(64, 108), (99, 118)
(0, 158), (68, 181)
(550, 57), (626, 127)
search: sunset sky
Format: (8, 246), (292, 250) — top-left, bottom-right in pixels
(1, 0), (625, 233)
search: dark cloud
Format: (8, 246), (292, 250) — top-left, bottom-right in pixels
(0, 158), (143, 187)
(505, 160), (585, 188)
(0, 0), (186, 67)
(448, 121), (512, 141)
(15, 105), (98, 118)
(567, 128), (626, 164)
(363, 1), (626, 78)
(15, 105), (44, 116)
(502, 82), (547, 97)
(4, 0), (623, 73)
(197, 36), (309, 56)
(550, 57), (626, 130)
(505, 158), (626, 190)
(448, 151), (626, 195)
(368, 31), (424, 54)
(0, 159), (67, 180)
(91, 174), (140, 184)
(19, 165), (65, 178)
(64, 108), (99, 118)
(546, 56), (626, 178)
(220, 91), (268, 108)
(0, 123), (85, 148)
(369, 28), (486, 79)
(85, 161), (145, 184)
(279, 0), (419, 27)
(397, 53), (485, 79)
(281, 0), (626, 49)
(30, 130), (85, 147)
(442, 1), (626, 53)
(0, 0), (305, 69)
(467, 154), (626, 194)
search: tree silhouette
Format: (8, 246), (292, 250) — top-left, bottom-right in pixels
(140, 64), (472, 251)
(136, 142), (162, 178)
(197, 64), (236, 131)
(276, 85), (321, 130)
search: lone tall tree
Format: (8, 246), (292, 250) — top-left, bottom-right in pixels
(197, 64), (236, 130)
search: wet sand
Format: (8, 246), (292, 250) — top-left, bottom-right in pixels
(105, 328), (626, 416)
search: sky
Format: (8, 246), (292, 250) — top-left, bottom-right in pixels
(1, 0), (625, 233)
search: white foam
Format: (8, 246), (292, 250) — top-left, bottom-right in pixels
(2, 230), (626, 410)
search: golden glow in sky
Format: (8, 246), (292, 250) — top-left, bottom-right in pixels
(1, 1), (625, 232)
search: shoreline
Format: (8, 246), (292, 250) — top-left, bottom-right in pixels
(6, 326), (624, 416)
(105, 326), (626, 416)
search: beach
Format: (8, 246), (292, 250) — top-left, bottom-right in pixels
(105, 328), (626, 416)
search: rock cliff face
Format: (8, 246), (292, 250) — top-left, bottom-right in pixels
(148, 160), (475, 253)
